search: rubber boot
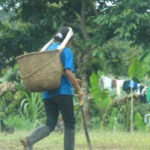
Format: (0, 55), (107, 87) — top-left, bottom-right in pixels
(20, 124), (50, 150)
(64, 128), (75, 150)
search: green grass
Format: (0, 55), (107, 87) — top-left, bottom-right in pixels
(0, 130), (150, 150)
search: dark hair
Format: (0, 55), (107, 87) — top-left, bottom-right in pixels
(54, 26), (73, 42)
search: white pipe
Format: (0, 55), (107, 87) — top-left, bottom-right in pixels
(40, 38), (54, 52)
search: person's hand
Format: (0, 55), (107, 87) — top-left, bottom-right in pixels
(77, 89), (83, 102)
(76, 78), (81, 84)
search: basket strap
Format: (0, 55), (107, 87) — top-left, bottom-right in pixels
(20, 51), (62, 79)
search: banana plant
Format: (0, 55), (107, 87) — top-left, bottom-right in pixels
(128, 50), (150, 80)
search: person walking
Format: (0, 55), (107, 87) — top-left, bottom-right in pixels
(20, 26), (82, 150)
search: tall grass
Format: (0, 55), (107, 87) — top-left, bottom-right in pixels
(18, 91), (45, 127)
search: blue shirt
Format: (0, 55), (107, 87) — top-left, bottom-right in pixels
(41, 43), (74, 100)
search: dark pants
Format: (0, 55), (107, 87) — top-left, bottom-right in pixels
(43, 95), (75, 132)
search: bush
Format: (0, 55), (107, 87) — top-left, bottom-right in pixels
(5, 114), (33, 130)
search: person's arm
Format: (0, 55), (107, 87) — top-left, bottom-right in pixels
(65, 69), (82, 100)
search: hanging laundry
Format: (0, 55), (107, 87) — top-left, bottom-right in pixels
(139, 85), (145, 94)
(137, 85), (147, 103)
(146, 87), (150, 102)
(116, 80), (125, 97)
(99, 76), (105, 91)
(122, 80), (138, 94)
(129, 80), (134, 88)
(129, 80), (138, 91)
(142, 86), (147, 95)
(136, 84), (142, 95)
(104, 76), (112, 90)
(99, 76), (112, 91)
(122, 80), (130, 93)
(99, 76), (148, 104)
(134, 81), (138, 91)
(112, 80), (117, 88)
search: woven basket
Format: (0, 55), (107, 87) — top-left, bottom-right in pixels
(16, 50), (62, 92)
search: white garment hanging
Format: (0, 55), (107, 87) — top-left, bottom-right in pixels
(136, 84), (141, 95)
(99, 76), (105, 91)
(99, 76), (112, 91)
(142, 86), (148, 95)
(116, 80), (125, 96)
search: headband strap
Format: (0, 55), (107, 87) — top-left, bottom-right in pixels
(40, 27), (73, 52)
(57, 27), (73, 51)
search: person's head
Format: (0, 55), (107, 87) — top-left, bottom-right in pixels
(54, 26), (74, 46)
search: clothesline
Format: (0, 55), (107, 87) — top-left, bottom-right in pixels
(99, 76), (150, 103)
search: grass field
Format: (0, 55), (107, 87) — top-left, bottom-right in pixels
(0, 130), (150, 150)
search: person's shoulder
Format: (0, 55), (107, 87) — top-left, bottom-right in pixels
(63, 47), (72, 54)
(47, 43), (58, 50)
(64, 47), (72, 51)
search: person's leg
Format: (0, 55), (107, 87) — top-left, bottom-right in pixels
(20, 125), (50, 150)
(58, 95), (75, 150)
(44, 97), (59, 131)
(21, 97), (59, 150)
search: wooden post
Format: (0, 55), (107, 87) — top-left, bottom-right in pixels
(130, 79), (134, 132)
